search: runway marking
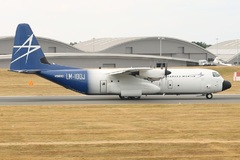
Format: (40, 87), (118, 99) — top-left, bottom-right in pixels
(1, 140), (240, 146)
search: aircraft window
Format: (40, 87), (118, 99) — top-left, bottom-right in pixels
(212, 72), (220, 77)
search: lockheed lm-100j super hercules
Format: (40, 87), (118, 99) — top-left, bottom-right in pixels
(10, 24), (231, 99)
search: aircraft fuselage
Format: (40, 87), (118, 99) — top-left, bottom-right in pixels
(38, 68), (229, 98)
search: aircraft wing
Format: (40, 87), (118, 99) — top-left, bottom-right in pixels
(107, 67), (150, 75)
(108, 67), (171, 81)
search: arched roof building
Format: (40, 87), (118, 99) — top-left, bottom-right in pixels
(0, 36), (83, 55)
(207, 39), (240, 65)
(74, 37), (215, 61)
(0, 36), (215, 68)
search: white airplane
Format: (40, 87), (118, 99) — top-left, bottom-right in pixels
(10, 24), (232, 99)
(213, 57), (233, 66)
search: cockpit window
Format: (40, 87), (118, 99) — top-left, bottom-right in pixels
(212, 72), (220, 77)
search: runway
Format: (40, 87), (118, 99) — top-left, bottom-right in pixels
(0, 94), (240, 105)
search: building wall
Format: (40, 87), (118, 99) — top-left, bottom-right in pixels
(101, 38), (215, 61)
(1, 54), (198, 69)
(0, 36), (205, 68)
(0, 37), (82, 55)
(0, 39), (14, 54)
(46, 56), (188, 68)
(228, 55), (240, 65)
(38, 39), (81, 53)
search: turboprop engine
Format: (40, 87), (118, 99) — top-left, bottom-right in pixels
(139, 68), (171, 81)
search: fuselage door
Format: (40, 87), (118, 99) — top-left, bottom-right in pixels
(100, 80), (107, 93)
(167, 80), (173, 89)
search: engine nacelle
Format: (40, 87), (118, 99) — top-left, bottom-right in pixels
(139, 69), (166, 81)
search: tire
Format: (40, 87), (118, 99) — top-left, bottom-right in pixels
(119, 95), (129, 100)
(119, 96), (141, 100)
(130, 96), (141, 100)
(206, 93), (213, 99)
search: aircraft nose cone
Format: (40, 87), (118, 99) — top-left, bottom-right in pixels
(222, 80), (231, 91)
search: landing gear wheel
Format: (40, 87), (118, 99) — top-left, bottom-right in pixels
(119, 96), (141, 100)
(119, 95), (129, 100)
(206, 93), (213, 99)
(130, 96), (141, 100)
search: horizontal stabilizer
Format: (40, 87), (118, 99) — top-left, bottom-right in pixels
(10, 69), (41, 74)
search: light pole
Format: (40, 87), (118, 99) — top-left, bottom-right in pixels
(92, 38), (95, 52)
(237, 39), (239, 65)
(158, 37), (165, 56)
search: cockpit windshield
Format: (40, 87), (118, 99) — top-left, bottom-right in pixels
(212, 72), (220, 77)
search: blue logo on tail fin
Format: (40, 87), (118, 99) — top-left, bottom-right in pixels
(10, 23), (47, 71)
(11, 34), (41, 65)
(10, 23), (76, 72)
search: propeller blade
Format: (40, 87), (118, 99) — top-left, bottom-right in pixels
(164, 63), (171, 76)
(165, 70), (171, 75)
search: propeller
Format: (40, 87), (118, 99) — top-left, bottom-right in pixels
(164, 63), (171, 76)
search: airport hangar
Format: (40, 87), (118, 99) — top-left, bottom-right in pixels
(207, 39), (240, 65)
(0, 36), (216, 68)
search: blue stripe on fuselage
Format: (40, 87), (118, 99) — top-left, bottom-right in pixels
(38, 69), (89, 94)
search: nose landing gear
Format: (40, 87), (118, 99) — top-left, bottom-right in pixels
(206, 93), (213, 99)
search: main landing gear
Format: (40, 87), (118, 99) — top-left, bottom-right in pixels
(119, 95), (141, 100)
(206, 93), (213, 99)
(119, 94), (213, 100)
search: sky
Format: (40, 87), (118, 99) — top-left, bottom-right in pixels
(0, 0), (239, 44)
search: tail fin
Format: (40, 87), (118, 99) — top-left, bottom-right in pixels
(10, 23), (51, 72)
(10, 23), (74, 72)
